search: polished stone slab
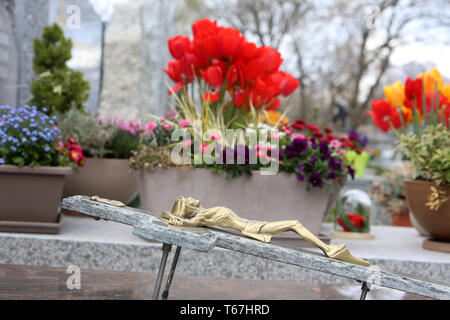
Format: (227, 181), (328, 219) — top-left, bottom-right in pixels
(59, 196), (450, 300)
(0, 264), (430, 300)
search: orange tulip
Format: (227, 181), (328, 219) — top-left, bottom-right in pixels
(419, 68), (444, 94)
(442, 84), (450, 101)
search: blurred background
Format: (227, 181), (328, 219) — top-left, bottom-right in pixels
(2, 0), (449, 127)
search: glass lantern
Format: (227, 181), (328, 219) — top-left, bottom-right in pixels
(332, 189), (374, 239)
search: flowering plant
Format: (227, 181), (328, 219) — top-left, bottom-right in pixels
(57, 109), (143, 159)
(368, 68), (450, 210)
(165, 18), (300, 133)
(133, 18), (357, 191)
(0, 105), (83, 169)
(367, 68), (449, 133)
(368, 69), (449, 184)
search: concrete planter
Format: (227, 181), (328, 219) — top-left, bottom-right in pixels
(139, 167), (343, 237)
(63, 158), (138, 205)
(0, 165), (72, 234)
(404, 180), (450, 241)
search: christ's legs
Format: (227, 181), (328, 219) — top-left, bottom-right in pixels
(258, 220), (344, 254)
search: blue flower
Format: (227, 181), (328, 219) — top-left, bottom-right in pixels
(44, 145), (51, 152)
(0, 158), (4, 164)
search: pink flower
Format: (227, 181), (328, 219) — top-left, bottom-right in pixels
(145, 122), (157, 132)
(162, 123), (172, 131)
(294, 133), (305, 140)
(179, 119), (191, 128)
(270, 133), (281, 141)
(210, 132), (222, 141)
(56, 141), (64, 155)
(199, 143), (211, 153)
(330, 139), (341, 149)
(182, 139), (193, 148)
(165, 110), (177, 119)
(284, 128), (293, 136)
(160, 116), (166, 122)
(337, 149), (346, 155)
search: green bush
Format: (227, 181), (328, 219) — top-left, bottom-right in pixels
(28, 23), (90, 115)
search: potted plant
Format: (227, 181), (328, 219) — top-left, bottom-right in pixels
(0, 105), (83, 234)
(367, 68), (450, 242)
(58, 108), (142, 205)
(130, 18), (362, 237)
(29, 23), (90, 114)
(370, 163), (414, 227)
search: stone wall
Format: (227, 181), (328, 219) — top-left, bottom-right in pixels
(98, 0), (175, 121)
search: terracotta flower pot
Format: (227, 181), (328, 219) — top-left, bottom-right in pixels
(139, 167), (344, 237)
(390, 210), (413, 227)
(404, 180), (450, 241)
(63, 158), (138, 204)
(0, 165), (72, 234)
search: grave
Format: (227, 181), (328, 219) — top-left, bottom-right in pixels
(0, 0), (18, 107)
(48, 0), (103, 113)
(14, 0), (49, 108)
(98, 0), (175, 120)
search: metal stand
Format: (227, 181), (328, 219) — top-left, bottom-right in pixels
(153, 243), (172, 300)
(360, 282), (370, 300)
(152, 243), (182, 300)
(162, 246), (182, 300)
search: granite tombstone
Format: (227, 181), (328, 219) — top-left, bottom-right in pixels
(48, 0), (103, 112)
(0, 0), (18, 107)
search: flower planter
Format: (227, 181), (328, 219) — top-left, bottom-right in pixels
(63, 158), (138, 205)
(404, 180), (450, 241)
(391, 210), (413, 227)
(139, 167), (344, 238)
(0, 165), (72, 234)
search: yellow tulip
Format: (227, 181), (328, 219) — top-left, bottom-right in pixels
(384, 81), (405, 108)
(419, 68), (444, 94)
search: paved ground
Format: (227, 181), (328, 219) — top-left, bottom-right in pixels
(0, 264), (430, 300)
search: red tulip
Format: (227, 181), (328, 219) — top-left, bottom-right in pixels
(201, 65), (223, 87)
(217, 27), (245, 61)
(367, 98), (392, 132)
(164, 60), (182, 83)
(226, 62), (246, 89)
(255, 46), (283, 74)
(192, 18), (218, 39)
(168, 35), (191, 60)
(274, 71), (300, 97)
(404, 77), (423, 109)
(203, 90), (220, 102)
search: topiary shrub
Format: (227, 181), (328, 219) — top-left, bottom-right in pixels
(28, 23), (90, 115)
